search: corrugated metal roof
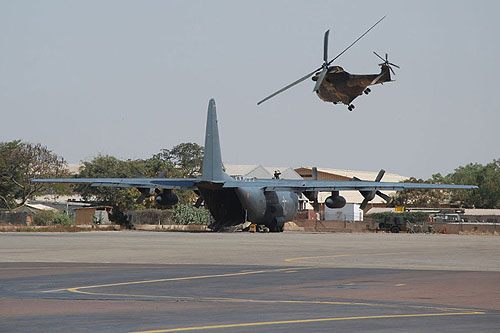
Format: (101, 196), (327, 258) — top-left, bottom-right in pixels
(300, 166), (408, 182)
(224, 164), (302, 180)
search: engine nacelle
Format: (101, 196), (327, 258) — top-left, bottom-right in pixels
(155, 190), (179, 207)
(325, 195), (346, 209)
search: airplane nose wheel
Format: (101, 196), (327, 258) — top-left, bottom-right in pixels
(364, 88), (371, 95)
(348, 104), (355, 111)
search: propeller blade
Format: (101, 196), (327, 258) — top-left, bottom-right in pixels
(360, 198), (370, 210)
(376, 190), (392, 202)
(327, 16), (386, 66)
(375, 169), (385, 182)
(313, 67), (328, 92)
(388, 62), (400, 69)
(194, 197), (204, 208)
(312, 167), (318, 180)
(385, 53), (388, 62)
(373, 51), (385, 62)
(257, 67), (322, 105)
(389, 66), (396, 76)
(323, 30), (330, 63)
(136, 193), (147, 204)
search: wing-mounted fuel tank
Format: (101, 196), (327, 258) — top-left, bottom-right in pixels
(235, 188), (298, 232)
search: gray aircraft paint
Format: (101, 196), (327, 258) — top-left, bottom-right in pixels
(202, 99), (225, 182)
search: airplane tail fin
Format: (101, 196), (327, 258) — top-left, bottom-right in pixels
(202, 99), (225, 181)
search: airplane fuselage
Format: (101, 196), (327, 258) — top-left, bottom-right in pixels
(198, 176), (299, 231)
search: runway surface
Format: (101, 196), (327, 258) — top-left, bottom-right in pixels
(1, 232), (499, 332)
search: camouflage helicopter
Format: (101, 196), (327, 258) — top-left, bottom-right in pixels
(257, 16), (400, 111)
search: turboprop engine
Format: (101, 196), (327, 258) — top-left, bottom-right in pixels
(155, 189), (179, 208)
(324, 191), (346, 209)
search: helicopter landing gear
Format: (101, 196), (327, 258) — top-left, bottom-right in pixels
(333, 102), (338, 105)
(364, 88), (371, 95)
(348, 104), (355, 111)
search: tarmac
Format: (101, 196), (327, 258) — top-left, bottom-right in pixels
(1, 231), (499, 332)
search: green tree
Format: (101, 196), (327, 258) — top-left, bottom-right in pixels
(0, 140), (69, 209)
(392, 159), (500, 208)
(153, 142), (204, 205)
(391, 176), (449, 207)
(76, 155), (148, 224)
(447, 160), (500, 208)
(154, 142), (204, 178)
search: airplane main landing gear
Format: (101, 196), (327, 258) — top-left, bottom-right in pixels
(364, 88), (371, 95)
(348, 104), (355, 111)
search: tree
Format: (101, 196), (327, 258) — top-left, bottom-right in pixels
(153, 142), (204, 178)
(391, 159), (500, 209)
(446, 160), (500, 208)
(391, 176), (450, 207)
(153, 142), (204, 205)
(75, 155), (151, 224)
(0, 140), (69, 209)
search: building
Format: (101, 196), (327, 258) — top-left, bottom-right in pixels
(295, 167), (408, 209)
(74, 206), (113, 225)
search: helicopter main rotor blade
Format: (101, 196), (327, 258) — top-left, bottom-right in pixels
(327, 15), (386, 66)
(257, 67), (322, 105)
(323, 30), (330, 63)
(313, 67), (328, 92)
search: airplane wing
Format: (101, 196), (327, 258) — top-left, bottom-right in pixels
(32, 178), (199, 190)
(222, 179), (477, 192)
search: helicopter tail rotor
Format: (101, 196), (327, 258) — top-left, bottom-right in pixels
(373, 51), (400, 76)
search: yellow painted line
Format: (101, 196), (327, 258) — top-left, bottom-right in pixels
(131, 312), (485, 332)
(43, 267), (312, 293)
(66, 288), (194, 300)
(63, 287), (473, 313)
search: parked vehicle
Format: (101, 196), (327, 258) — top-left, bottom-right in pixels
(378, 215), (407, 233)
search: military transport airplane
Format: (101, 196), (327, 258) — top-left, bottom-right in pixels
(34, 99), (476, 232)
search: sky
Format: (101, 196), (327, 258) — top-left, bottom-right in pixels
(1, 0), (499, 179)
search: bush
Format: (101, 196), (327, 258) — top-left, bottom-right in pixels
(173, 204), (211, 225)
(52, 211), (73, 226)
(34, 210), (73, 226)
(34, 210), (55, 226)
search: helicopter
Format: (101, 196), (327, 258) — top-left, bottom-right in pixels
(257, 16), (400, 111)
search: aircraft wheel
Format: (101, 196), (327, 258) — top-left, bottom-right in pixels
(348, 105), (355, 111)
(391, 226), (400, 233)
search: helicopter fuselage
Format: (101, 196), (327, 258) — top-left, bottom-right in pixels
(313, 64), (392, 106)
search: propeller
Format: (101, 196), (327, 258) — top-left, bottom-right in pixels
(373, 51), (400, 76)
(353, 169), (392, 210)
(193, 190), (204, 208)
(303, 167), (319, 212)
(257, 16), (386, 105)
(136, 169), (168, 204)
